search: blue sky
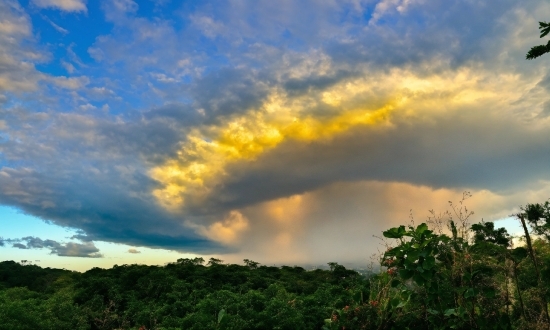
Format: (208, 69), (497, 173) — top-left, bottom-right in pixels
(1, 0), (549, 271)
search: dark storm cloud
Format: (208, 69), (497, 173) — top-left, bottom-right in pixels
(0, 165), (221, 252)
(190, 68), (271, 119)
(204, 112), (550, 212)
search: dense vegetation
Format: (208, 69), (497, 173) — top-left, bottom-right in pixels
(2, 197), (550, 329)
(0, 256), (366, 329)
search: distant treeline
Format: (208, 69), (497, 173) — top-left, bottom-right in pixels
(0, 257), (366, 330)
(2, 197), (550, 329)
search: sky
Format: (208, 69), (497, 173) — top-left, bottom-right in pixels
(1, 0), (550, 271)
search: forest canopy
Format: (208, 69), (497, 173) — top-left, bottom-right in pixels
(2, 197), (550, 329)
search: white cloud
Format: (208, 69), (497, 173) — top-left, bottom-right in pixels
(32, 0), (87, 12)
(369, 0), (422, 24)
(112, 0), (138, 13)
(0, 1), (45, 93)
(61, 60), (76, 74)
(190, 15), (226, 38)
(41, 15), (69, 34)
(50, 76), (90, 89)
(79, 103), (97, 111)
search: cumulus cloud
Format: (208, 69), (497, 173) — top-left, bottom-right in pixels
(12, 243), (27, 249)
(370, 0), (422, 24)
(31, 0), (87, 12)
(50, 76), (90, 90)
(0, 1), (45, 93)
(7, 236), (103, 258)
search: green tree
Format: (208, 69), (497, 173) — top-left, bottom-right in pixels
(526, 21), (550, 59)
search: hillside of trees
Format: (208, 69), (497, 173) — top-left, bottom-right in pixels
(1, 197), (550, 329)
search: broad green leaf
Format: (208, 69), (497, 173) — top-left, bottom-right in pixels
(217, 309), (226, 324)
(464, 288), (475, 299)
(423, 256), (436, 270)
(427, 308), (439, 315)
(391, 297), (400, 307)
(406, 251), (419, 262)
(413, 273), (425, 286)
(399, 269), (413, 280)
(416, 223), (429, 235)
(383, 226), (406, 238)
(421, 270), (433, 280)
(444, 308), (456, 316)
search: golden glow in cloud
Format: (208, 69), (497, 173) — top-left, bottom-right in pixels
(149, 62), (543, 252)
(150, 86), (393, 209)
(150, 65), (527, 216)
(217, 180), (550, 265)
(193, 210), (250, 245)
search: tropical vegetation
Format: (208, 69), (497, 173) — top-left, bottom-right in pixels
(2, 196), (550, 329)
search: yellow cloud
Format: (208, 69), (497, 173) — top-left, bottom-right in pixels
(196, 210), (249, 246)
(150, 66), (525, 212)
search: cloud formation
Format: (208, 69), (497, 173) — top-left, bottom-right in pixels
(0, 1), (45, 94)
(31, 0), (87, 12)
(1, 0), (550, 265)
(8, 236), (103, 258)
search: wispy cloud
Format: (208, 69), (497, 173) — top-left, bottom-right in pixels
(31, 0), (87, 12)
(41, 14), (69, 34)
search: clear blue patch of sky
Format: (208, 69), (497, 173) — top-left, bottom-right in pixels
(0, 205), (79, 240)
(495, 216), (524, 236)
(25, 1), (113, 76)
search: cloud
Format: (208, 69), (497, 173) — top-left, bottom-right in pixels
(150, 63), (550, 213)
(50, 76), (90, 90)
(31, 0), (87, 12)
(127, 248), (140, 253)
(0, 1), (45, 93)
(12, 243), (27, 249)
(215, 180), (550, 266)
(40, 15), (69, 34)
(5, 236), (102, 257)
(370, 0), (422, 24)
(54, 241), (103, 258)
(192, 211), (249, 246)
(190, 15), (226, 39)
(1, 0), (550, 266)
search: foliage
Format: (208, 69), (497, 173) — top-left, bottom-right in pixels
(0, 259), (367, 329)
(325, 197), (550, 330)
(526, 21), (550, 59)
(3, 198), (550, 329)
